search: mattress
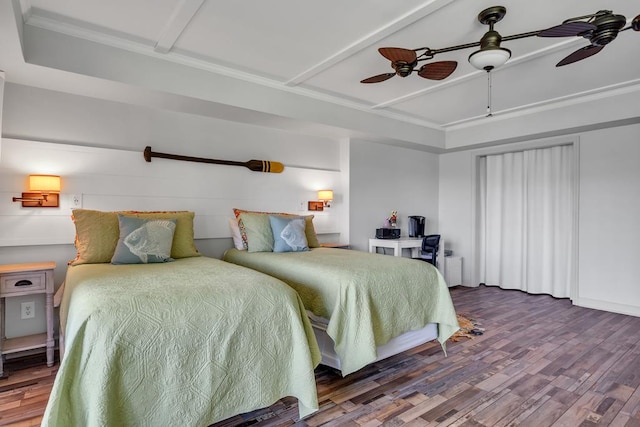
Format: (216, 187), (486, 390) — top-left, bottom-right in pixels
(307, 310), (439, 371)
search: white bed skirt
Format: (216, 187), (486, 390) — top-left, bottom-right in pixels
(307, 311), (439, 372)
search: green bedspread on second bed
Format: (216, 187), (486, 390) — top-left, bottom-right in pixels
(223, 248), (459, 375)
(42, 257), (320, 427)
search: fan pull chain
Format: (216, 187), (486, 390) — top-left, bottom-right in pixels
(486, 70), (493, 117)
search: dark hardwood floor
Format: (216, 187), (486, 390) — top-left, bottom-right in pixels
(2, 285), (640, 426)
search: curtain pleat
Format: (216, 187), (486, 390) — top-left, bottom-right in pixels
(478, 145), (573, 298)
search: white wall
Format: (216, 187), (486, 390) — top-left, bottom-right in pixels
(0, 83), (349, 338)
(438, 151), (474, 275)
(439, 123), (640, 317)
(577, 126), (640, 316)
(349, 139), (439, 254)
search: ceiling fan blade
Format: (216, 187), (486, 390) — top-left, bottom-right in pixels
(360, 73), (395, 84)
(538, 21), (597, 37)
(556, 44), (604, 67)
(378, 47), (417, 63)
(632, 14), (640, 31)
(417, 61), (458, 80)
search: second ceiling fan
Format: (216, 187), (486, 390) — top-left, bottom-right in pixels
(361, 6), (640, 84)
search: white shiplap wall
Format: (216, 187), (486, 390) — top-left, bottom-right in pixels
(0, 138), (346, 247)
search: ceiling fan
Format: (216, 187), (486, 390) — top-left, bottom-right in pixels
(361, 6), (640, 84)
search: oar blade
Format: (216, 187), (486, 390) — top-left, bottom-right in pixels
(267, 161), (285, 173)
(246, 160), (285, 173)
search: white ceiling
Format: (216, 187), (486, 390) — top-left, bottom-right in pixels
(2, 0), (640, 150)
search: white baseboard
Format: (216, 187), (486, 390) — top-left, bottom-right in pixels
(575, 297), (640, 318)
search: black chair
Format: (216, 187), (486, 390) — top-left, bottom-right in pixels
(415, 234), (440, 266)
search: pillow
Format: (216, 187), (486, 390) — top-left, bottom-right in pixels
(269, 215), (309, 253)
(232, 208), (320, 248)
(70, 209), (120, 265)
(111, 215), (177, 264)
(130, 211), (199, 259)
(228, 218), (245, 250)
(238, 212), (275, 252)
(70, 209), (200, 265)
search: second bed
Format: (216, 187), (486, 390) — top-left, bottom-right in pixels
(223, 247), (459, 376)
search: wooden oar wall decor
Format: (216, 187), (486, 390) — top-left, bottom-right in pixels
(143, 146), (284, 173)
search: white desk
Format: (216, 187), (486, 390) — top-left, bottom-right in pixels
(369, 237), (422, 258)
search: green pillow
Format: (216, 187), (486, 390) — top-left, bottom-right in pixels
(239, 212), (275, 252)
(111, 215), (176, 264)
(269, 216), (309, 253)
(71, 209), (120, 265)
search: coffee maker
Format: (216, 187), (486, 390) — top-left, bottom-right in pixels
(408, 216), (425, 237)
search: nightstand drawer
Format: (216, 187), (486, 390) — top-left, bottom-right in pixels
(0, 272), (46, 295)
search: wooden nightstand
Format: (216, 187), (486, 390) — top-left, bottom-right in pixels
(0, 262), (55, 376)
(320, 243), (351, 249)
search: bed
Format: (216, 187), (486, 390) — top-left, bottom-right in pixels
(223, 247), (460, 376)
(42, 209), (321, 427)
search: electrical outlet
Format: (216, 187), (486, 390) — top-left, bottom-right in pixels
(21, 301), (35, 319)
(298, 200), (307, 211)
(71, 194), (83, 208)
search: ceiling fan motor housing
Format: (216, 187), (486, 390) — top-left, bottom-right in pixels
(590, 13), (627, 45)
(480, 30), (504, 50)
(393, 61), (417, 77)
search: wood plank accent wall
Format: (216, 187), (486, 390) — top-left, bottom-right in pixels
(0, 138), (346, 247)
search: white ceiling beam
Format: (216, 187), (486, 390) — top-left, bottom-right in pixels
(21, 24), (446, 148)
(284, 0), (456, 87)
(154, 0), (205, 54)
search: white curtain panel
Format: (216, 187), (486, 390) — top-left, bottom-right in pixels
(478, 144), (574, 298)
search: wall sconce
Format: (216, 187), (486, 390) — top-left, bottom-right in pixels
(12, 175), (61, 207)
(307, 190), (334, 211)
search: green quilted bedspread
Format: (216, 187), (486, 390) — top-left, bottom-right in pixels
(42, 257), (320, 427)
(223, 248), (459, 375)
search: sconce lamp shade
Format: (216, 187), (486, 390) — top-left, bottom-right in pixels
(29, 175), (61, 193)
(317, 190), (333, 201)
(468, 47), (511, 71)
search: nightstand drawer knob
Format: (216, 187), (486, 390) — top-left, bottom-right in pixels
(14, 279), (33, 287)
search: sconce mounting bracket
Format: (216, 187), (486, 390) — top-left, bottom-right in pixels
(14, 192), (60, 207)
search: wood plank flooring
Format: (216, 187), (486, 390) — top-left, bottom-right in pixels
(2, 285), (640, 426)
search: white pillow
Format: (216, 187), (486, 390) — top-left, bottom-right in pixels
(228, 218), (246, 250)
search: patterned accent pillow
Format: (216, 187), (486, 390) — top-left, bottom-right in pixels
(228, 218), (246, 250)
(111, 215), (177, 264)
(269, 216), (309, 253)
(232, 208), (320, 249)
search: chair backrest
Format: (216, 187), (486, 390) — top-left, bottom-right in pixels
(422, 234), (441, 252)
